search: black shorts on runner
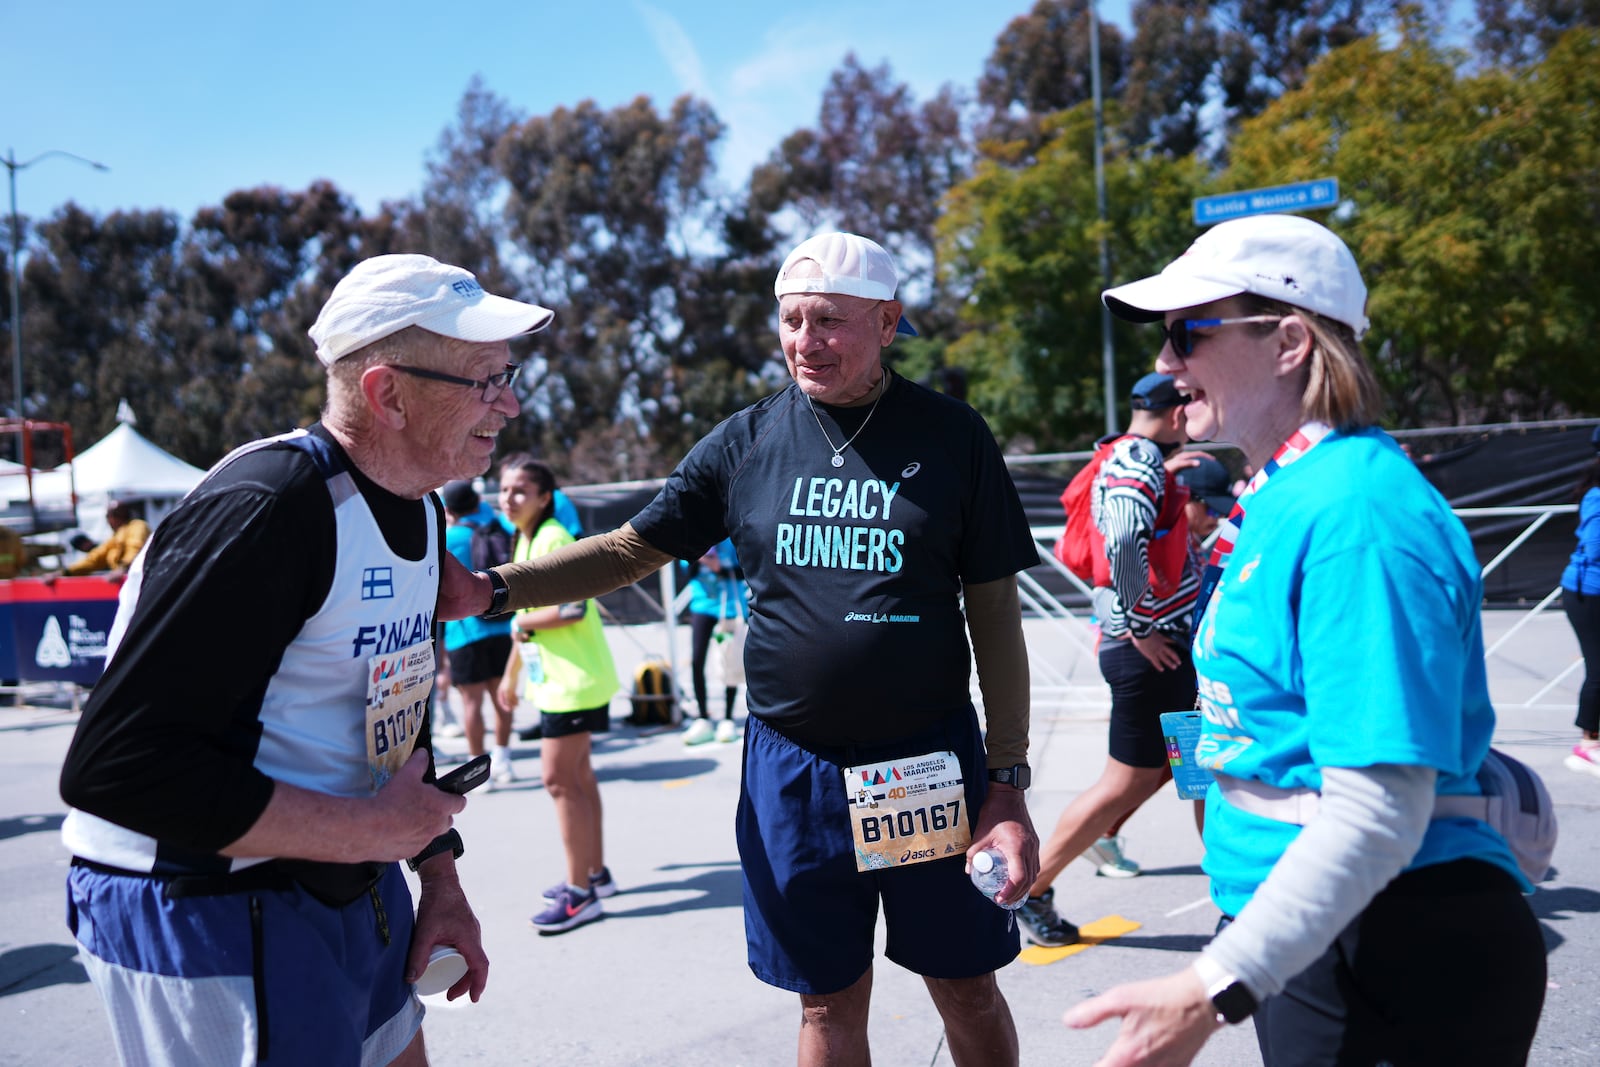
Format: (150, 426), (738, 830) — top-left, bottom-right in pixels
(541, 704), (613, 738)
(447, 635), (512, 686)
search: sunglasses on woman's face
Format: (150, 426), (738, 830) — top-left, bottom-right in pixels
(1159, 316), (1283, 356)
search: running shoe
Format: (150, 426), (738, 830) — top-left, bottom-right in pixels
(683, 718), (715, 745)
(1086, 835), (1141, 878)
(715, 719), (740, 743)
(1016, 887), (1080, 947)
(1565, 742), (1600, 779)
(489, 753), (517, 787)
(542, 866), (618, 903)
(435, 721), (465, 739)
(530, 884), (603, 933)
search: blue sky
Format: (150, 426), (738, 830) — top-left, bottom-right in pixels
(4, 1), (1136, 227)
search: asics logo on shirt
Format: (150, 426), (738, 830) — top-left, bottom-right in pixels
(901, 462), (922, 478)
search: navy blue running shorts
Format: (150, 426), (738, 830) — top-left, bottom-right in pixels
(737, 708), (1020, 995)
(67, 861), (421, 1066)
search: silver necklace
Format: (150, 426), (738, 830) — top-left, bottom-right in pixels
(807, 376), (886, 468)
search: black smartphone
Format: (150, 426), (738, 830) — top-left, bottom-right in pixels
(434, 754), (491, 795)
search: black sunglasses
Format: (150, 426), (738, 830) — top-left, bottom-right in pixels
(1158, 316), (1283, 356)
(386, 363), (522, 403)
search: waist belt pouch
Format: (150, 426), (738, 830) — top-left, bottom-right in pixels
(276, 860), (387, 907)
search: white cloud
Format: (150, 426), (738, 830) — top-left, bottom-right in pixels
(636, 1), (713, 101)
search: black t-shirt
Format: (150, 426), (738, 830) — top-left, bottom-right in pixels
(630, 372), (1037, 746)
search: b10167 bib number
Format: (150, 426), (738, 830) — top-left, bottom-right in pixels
(844, 750), (971, 871)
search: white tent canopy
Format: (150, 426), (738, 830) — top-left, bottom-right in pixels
(68, 422), (208, 500)
(29, 422), (208, 540)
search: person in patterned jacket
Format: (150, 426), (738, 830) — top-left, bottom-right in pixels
(1017, 371), (1206, 948)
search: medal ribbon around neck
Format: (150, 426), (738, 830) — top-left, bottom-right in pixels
(808, 374), (887, 468)
(1192, 420), (1333, 630)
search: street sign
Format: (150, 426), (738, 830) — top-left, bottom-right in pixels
(1193, 178), (1339, 226)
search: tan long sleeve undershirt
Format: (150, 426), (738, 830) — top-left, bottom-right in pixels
(497, 522), (673, 610)
(494, 525), (1030, 767)
(962, 575), (1031, 769)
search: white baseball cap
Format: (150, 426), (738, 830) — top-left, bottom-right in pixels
(774, 232), (918, 336)
(1102, 214), (1369, 339)
(308, 254), (555, 366)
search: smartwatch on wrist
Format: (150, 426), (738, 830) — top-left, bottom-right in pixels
(1194, 957), (1259, 1025)
(407, 828), (464, 872)
(986, 764), (1031, 790)
(477, 569), (510, 620)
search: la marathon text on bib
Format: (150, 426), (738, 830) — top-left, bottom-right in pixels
(366, 638), (435, 791)
(845, 750), (971, 871)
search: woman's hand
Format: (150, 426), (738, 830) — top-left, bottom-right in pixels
(1063, 967), (1220, 1067)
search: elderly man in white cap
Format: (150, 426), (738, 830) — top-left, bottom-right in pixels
(446, 232), (1040, 1066)
(60, 254), (553, 1067)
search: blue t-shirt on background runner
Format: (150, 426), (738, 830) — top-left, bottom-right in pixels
(443, 505), (513, 653)
(630, 371), (1038, 747)
(1192, 428), (1526, 918)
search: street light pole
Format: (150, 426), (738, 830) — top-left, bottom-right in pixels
(4, 148), (109, 449)
(1089, 3), (1116, 436)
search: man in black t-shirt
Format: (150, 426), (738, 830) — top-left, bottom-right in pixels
(448, 232), (1041, 1067)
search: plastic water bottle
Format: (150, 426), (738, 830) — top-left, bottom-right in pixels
(970, 849), (1024, 910)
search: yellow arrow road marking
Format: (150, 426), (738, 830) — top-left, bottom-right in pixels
(1018, 914), (1141, 965)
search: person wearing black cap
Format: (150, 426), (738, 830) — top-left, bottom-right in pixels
(1017, 371), (1207, 948)
(1175, 454), (1237, 546)
(1562, 426), (1600, 778)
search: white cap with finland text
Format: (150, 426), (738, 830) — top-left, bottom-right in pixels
(309, 254), (554, 366)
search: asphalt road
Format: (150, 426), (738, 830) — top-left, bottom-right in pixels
(2, 612), (1597, 1066)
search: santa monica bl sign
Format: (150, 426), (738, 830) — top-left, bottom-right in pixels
(1193, 178), (1339, 226)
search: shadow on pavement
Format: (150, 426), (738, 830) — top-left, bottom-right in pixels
(0, 944), (89, 998)
(0, 812), (64, 842)
(603, 866), (744, 918)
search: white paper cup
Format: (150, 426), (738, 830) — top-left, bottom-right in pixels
(414, 947), (468, 996)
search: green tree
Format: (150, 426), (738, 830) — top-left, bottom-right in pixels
(1475, 0), (1600, 65)
(976, 0), (1129, 150)
(497, 94), (770, 480)
(18, 205), (182, 461)
(749, 55), (970, 336)
(1122, 1), (1223, 157)
(937, 105), (1206, 449)
(388, 76), (525, 297)
(1224, 24), (1600, 423)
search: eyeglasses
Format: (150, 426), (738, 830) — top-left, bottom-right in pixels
(386, 363), (522, 403)
(1158, 316), (1283, 356)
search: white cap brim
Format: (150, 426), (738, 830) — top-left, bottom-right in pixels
(1102, 272), (1247, 323)
(415, 292), (554, 344)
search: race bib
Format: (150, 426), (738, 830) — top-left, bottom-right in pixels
(365, 639), (435, 791)
(521, 640), (544, 687)
(844, 750), (971, 872)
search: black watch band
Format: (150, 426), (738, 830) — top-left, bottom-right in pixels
(477, 569), (510, 620)
(406, 828), (464, 872)
(986, 764), (1031, 790)
(1209, 978), (1259, 1025)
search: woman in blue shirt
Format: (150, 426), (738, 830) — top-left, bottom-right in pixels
(1563, 426), (1600, 777)
(679, 539), (747, 745)
(1064, 215), (1545, 1066)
